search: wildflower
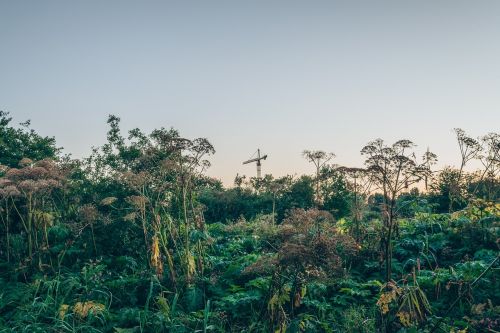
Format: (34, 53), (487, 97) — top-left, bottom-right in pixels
(19, 158), (33, 167)
(100, 197), (117, 206)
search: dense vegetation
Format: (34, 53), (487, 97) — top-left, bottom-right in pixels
(0, 111), (498, 332)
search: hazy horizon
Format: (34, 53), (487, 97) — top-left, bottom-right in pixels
(1, 1), (499, 185)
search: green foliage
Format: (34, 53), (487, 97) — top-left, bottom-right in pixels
(0, 115), (498, 332)
(0, 111), (60, 168)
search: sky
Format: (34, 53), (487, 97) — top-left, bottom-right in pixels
(1, 1), (499, 185)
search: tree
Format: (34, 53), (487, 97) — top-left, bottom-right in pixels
(429, 167), (468, 212)
(302, 150), (335, 206)
(168, 135), (215, 283)
(473, 132), (500, 199)
(319, 165), (351, 219)
(455, 128), (482, 176)
(260, 175), (293, 224)
(361, 139), (436, 281)
(449, 128), (482, 211)
(85, 115), (215, 285)
(277, 175), (315, 220)
(440, 130), (500, 210)
(233, 174), (246, 188)
(0, 111), (60, 168)
(337, 167), (372, 241)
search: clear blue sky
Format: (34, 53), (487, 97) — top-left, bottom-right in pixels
(1, 1), (499, 185)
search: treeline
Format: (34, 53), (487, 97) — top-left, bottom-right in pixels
(0, 111), (498, 332)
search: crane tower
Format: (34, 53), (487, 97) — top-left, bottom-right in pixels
(243, 149), (268, 178)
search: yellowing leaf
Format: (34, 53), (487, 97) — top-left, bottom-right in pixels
(58, 304), (69, 319)
(73, 301), (105, 318)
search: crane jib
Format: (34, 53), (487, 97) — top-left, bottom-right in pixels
(242, 149), (268, 178)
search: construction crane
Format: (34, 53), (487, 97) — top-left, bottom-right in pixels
(243, 149), (268, 178)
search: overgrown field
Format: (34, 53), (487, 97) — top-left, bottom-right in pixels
(0, 112), (498, 332)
